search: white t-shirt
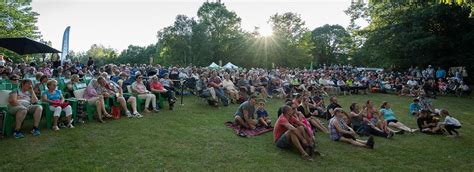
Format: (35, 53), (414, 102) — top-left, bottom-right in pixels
(444, 116), (461, 126)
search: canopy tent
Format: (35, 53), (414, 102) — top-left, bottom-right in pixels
(208, 62), (221, 69)
(223, 62), (238, 69)
(0, 37), (61, 55)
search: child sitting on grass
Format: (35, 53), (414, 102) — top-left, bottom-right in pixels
(417, 110), (442, 134)
(256, 100), (272, 128)
(439, 109), (461, 137)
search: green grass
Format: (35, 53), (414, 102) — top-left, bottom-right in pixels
(1, 94), (473, 171)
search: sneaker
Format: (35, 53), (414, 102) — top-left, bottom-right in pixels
(67, 123), (75, 129)
(133, 112), (143, 118)
(58, 122), (66, 128)
(153, 108), (160, 113)
(31, 128), (41, 136)
(52, 126), (60, 131)
(126, 111), (132, 118)
(14, 131), (25, 139)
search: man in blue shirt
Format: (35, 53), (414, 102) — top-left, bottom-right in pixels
(436, 67), (446, 79)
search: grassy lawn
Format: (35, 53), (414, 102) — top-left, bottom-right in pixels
(1, 94), (473, 171)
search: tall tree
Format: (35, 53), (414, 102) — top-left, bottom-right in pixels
(268, 12), (313, 68)
(311, 24), (352, 65)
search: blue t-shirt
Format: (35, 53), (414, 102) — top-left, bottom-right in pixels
(380, 108), (396, 121)
(436, 69), (446, 78)
(257, 109), (268, 119)
(409, 103), (421, 114)
(42, 90), (62, 101)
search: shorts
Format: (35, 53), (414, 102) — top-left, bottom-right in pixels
(276, 132), (292, 149)
(8, 104), (41, 115)
(386, 119), (398, 124)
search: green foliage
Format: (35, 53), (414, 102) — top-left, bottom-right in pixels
(311, 24), (352, 65)
(117, 44), (158, 65)
(345, 2), (474, 81)
(0, 0), (41, 60)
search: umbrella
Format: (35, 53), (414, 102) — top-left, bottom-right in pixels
(0, 37), (61, 55)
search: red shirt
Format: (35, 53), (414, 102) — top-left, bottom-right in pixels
(150, 81), (165, 91)
(273, 114), (289, 143)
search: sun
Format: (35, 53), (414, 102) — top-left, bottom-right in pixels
(259, 24), (273, 37)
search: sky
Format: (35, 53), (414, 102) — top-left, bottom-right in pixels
(31, 0), (364, 52)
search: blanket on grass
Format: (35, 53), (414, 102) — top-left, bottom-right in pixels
(225, 121), (273, 137)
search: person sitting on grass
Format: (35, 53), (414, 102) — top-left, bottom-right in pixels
(326, 96), (342, 120)
(409, 98), (422, 117)
(234, 95), (258, 134)
(41, 80), (74, 131)
(417, 110), (442, 134)
(349, 103), (393, 139)
(274, 105), (314, 161)
(439, 109), (461, 137)
(8, 79), (43, 138)
(297, 97), (329, 134)
(380, 101), (418, 133)
(84, 79), (110, 123)
(328, 108), (374, 149)
(149, 75), (176, 110)
(288, 101), (317, 154)
(256, 100), (271, 128)
(132, 74), (160, 113)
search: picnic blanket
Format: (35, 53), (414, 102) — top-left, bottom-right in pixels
(225, 121), (273, 137)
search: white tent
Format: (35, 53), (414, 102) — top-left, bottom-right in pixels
(208, 62), (221, 69)
(223, 62), (238, 69)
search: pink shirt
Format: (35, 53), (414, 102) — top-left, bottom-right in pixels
(132, 81), (147, 93)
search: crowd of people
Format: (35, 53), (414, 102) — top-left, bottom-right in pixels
(0, 54), (465, 161)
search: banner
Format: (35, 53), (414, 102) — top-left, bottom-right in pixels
(60, 26), (70, 66)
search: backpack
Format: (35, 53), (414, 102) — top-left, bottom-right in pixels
(76, 100), (86, 122)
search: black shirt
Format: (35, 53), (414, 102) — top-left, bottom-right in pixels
(326, 103), (342, 117)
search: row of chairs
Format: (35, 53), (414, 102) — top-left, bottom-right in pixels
(0, 77), (171, 138)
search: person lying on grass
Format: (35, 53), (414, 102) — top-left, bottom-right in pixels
(297, 97), (329, 134)
(256, 100), (271, 128)
(234, 95), (258, 133)
(274, 105), (314, 161)
(380, 101), (418, 133)
(439, 109), (461, 137)
(329, 108), (374, 149)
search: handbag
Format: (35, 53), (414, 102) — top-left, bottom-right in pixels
(51, 100), (70, 108)
(111, 106), (121, 119)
